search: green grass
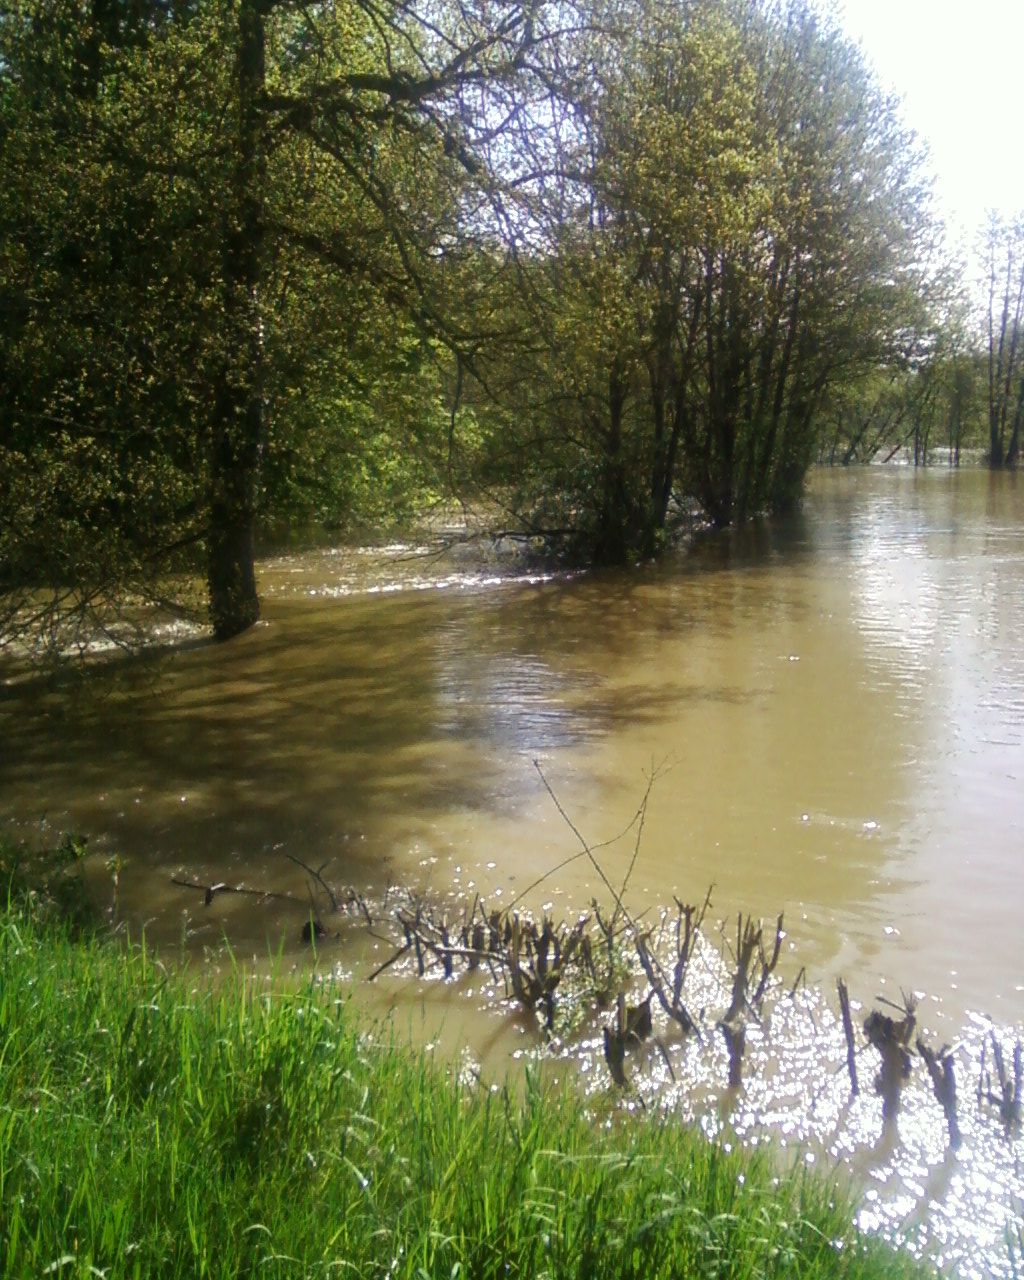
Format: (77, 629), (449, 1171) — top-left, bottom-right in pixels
(0, 906), (935, 1280)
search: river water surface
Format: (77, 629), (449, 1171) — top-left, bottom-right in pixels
(2, 465), (1023, 1273)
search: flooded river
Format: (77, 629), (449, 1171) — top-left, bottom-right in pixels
(2, 465), (1023, 1273)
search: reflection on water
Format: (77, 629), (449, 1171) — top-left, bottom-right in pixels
(3, 467), (1024, 1271)
(2, 469), (1023, 1013)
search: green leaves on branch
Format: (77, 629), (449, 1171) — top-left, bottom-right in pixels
(473, 0), (938, 553)
(0, 0), (945, 653)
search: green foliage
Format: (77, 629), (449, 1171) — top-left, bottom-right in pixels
(0, 907), (935, 1280)
(819, 348), (987, 467)
(473, 0), (937, 555)
(0, 0), (525, 650)
(262, 303), (451, 532)
(0, 0), (215, 650)
(0, 0), (948, 645)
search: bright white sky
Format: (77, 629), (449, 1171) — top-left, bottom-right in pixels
(836, 0), (1024, 240)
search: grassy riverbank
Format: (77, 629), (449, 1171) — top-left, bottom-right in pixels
(0, 902), (938, 1280)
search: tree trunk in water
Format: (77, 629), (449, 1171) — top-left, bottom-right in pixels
(1004, 374), (1024, 469)
(990, 398), (1007, 469)
(208, 418), (261, 640)
(208, 0), (265, 640)
(594, 369), (631, 563)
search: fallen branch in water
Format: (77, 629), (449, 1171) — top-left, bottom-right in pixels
(171, 857), (372, 937)
(171, 878), (301, 908)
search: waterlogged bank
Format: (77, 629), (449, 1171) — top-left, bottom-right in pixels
(179, 866), (1022, 1280)
(37, 817), (1013, 1280)
(0, 904), (936, 1280)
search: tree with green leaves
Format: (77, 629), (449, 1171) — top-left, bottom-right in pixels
(819, 312), (984, 469)
(473, 0), (935, 556)
(1, 0), (942, 652)
(1, 0), (546, 653)
(0, 0), (216, 654)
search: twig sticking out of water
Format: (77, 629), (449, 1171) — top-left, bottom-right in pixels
(172, 877), (306, 908)
(979, 1031), (1023, 1136)
(282, 852), (340, 914)
(587, 904), (631, 1008)
(864, 993), (916, 1125)
(368, 889), (592, 1037)
(635, 893), (710, 1038)
(532, 760), (683, 1069)
(602, 991), (655, 1089)
(599, 983), (655, 1085)
(602, 1022), (629, 1088)
(531, 760), (645, 936)
(171, 860), (373, 941)
(837, 979), (860, 1096)
(506, 913), (588, 1033)
(917, 1036), (961, 1149)
(717, 914), (784, 1089)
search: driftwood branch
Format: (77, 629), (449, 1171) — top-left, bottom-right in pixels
(171, 877), (301, 907)
(283, 851), (340, 913)
(172, 854), (371, 936)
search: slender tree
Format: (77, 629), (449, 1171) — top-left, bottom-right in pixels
(982, 212), (1024, 469)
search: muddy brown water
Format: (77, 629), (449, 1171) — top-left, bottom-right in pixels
(2, 465), (1023, 1274)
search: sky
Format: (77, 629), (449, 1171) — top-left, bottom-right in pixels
(835, 0), (1024, 239)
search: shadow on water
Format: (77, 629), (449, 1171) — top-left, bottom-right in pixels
(683, 508), (816, 572)
(1, 551), (813, 950)
(3, 604), (492, 873)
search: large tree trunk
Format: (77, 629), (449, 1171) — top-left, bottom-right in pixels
(208, 0), (266, 640)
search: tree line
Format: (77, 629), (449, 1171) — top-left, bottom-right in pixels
(0, 0), (1014, 652)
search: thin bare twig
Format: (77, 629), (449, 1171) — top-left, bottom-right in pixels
(283, 851), (340, 913)
(171, 877), (301, 907)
